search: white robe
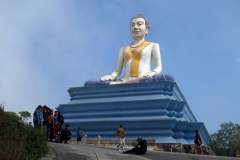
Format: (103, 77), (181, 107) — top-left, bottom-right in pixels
(110, 43), (162, 81)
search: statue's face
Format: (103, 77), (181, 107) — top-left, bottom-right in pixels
(130, 18), (149, 39)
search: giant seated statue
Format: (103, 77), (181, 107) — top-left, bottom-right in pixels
(84, 14), (174, 87)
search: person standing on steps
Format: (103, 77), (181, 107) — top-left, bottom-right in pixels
(47, 109), (54, 141)
(115, 125), (125, 148)
(54, 111), (58, 124)
(192, 130), (204, 154)
(42, 105), (48, 131)
(57, 111), (64, 129)
(76, 127), (82, 144)
(33, 105), (42, 129)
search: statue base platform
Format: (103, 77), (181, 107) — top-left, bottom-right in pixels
(57, 81), (211, 145)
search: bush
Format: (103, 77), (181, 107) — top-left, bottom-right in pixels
(0, 106), (48, 160)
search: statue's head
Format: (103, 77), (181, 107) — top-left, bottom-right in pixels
(130, 14), (150, 38)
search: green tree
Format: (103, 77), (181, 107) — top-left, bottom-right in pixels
(7, 111), (22, 121)
(0, 102), (4, 111)
(210, 121), (240, 157)
(19, 111), (31, 122)
(0, 103), (3, 111)
(0, 108), (48, 160)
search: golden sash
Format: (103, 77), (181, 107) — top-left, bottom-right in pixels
(124, 41), (152, 77)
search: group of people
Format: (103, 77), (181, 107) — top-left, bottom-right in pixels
(33, 105), (64, 129)
(33, 105), (71, 144)
(33, 105), (203, 155)
(25, 122), (33, 128)
(49, 124), (72, 143)
(115, 125), (204, 155)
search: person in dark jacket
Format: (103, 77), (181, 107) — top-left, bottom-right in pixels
(61, 124), (71, 144)
(47, 109), (54, 141)
(122, 136), (147, 155)
(57, 112), (64, 129)
(42, 105), (48, 130)
(192, 130), (204, 154)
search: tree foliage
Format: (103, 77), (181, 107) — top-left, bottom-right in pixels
(19, 111), (31, 122)
(0, 107), (48, 160)
(0, 102), (5, 111)
(7, 111), (22, 121)
(210, 121), (240, 157)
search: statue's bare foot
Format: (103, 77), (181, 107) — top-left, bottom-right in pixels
(110, 81), (125, 85)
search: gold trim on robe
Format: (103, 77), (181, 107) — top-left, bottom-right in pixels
(124, 41), (152, 77)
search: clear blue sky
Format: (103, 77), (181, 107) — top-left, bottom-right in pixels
(0, 0), (239, 134)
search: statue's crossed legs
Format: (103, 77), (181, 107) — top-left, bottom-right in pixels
(84, 74), (174, 87)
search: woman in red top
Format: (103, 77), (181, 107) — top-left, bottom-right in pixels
(49, 123), (61, 142)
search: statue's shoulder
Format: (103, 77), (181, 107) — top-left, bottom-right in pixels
(151, 42), (160, 47)
(149, 42), (160, 51)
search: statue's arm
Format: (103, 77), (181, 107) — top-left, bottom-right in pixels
(110, 47), (125, 79)
(143, 43), (162, 77)
(152, 43), (162, 74)
(100, 47), (125, 81)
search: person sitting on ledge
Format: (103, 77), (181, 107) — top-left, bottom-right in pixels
(84, 14), (174, 87)
(120, 136), (147, 155)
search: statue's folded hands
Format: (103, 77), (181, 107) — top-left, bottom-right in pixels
(143, 71), (157, 78)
